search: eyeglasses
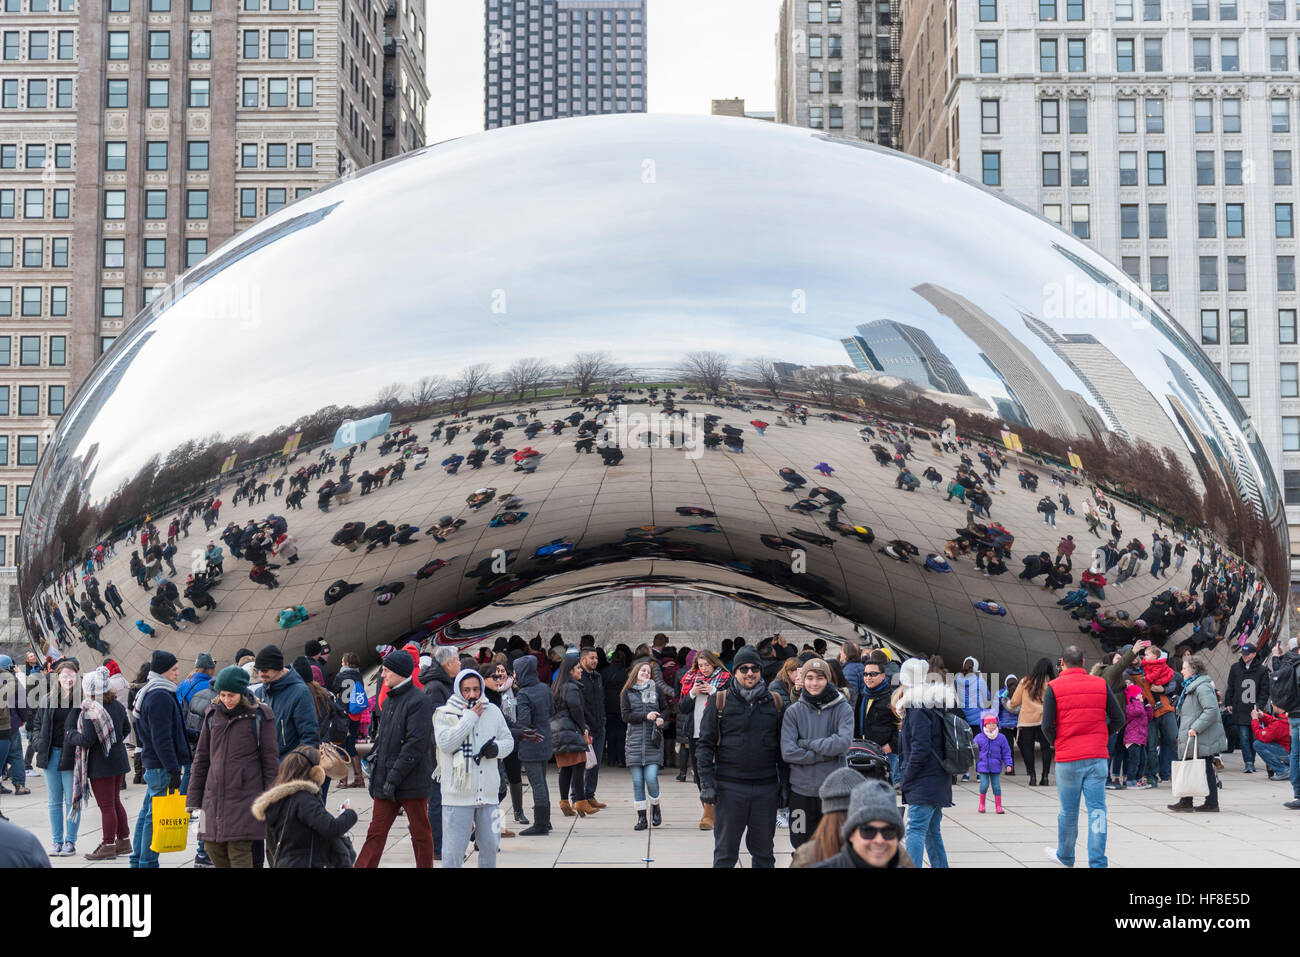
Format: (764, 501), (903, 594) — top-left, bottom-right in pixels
(736, 665), (761, 675)
(858, 824), (899, 841)
(864, 670), (883, 678)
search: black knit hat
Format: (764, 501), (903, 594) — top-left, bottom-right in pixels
(305, 639), (323, 657)
(731, 646), (763, 672)
(150, 650), (178, 674)
(383, 648), (414, 678)
(291, 655), (314, 685)
(254, 644), (284, 672)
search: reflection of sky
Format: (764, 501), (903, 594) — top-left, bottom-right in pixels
(51, 114), (1275, 517)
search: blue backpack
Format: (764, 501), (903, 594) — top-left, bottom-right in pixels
(347, 677), (370, 717)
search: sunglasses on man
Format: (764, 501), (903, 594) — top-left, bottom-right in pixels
(735, 665), (761, 675)
(858, 824), (899, 841)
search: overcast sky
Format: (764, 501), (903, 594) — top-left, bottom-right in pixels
(426, 0), (780, 144)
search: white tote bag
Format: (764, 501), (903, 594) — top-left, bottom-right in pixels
(1170, 736), (1209, 800)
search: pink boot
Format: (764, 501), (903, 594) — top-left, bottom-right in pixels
(994, 795), (1004, 814)
(978, 793), (986, 813)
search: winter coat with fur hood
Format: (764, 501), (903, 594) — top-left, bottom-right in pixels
(252, 771), (357, 868)
(895, 658), (957, 809)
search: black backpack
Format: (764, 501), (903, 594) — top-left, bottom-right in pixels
(935, 708), (976, 775)
(319, 693), (350, 745)
(1270, 656), (1300, 714)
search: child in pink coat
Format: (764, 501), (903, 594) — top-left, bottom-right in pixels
(1122, 682), (1154, 788)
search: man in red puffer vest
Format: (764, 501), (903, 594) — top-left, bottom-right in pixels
(1041, 645), (1124, 868)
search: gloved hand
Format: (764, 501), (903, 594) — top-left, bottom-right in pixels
(700, 786), (717, 805)
(168, 770), (182, 793)
(476, 739), (499, 760)
(380, 782), (396, 802)
(521, 730), (544, 743)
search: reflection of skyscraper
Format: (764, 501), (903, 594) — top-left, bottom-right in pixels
(978, 354), (1031, 429)
(1163, 353), (1261, 513)
(773, 362), (804, 382)
(1165, 393), (1220, 492)
(853, 319), (972, 395)
(840, 336), (880, 373)
(914, 283), (1089, 438)
(1022, 313), (1200, 488)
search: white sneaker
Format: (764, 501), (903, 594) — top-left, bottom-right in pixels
(62, 842), (76, 856)
(1043, 846), (1067, 867)
(27, 768), (40, 778)
(48, 843), (62, 857)
(775, 809), (790, 829)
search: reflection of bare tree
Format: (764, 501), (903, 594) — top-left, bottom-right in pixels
(374, 382), (404, 412)
(504, 357), (554, 401)
(408, 375), (446, 417)
(747, 357), (784, 398)
(569, 351), (628, 395)
(796, 366), (845, 406)
(679, 351), (730, 394)
(450, 363), (494, 414)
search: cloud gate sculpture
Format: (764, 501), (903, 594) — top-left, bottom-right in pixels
(19, 114), (1288, 678)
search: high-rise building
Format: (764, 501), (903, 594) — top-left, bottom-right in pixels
(484, 0), (646, 129)
(899, 0), (1300, 568)
(383, 0), (429, 158)
(776, 0), (897, 147)
(852, 318), (972, 394)
(0, 0), (428, 647)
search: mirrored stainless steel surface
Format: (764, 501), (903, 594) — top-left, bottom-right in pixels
(19, 114), (1287, 677)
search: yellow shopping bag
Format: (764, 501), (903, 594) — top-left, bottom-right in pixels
(149, 789), (191, 854)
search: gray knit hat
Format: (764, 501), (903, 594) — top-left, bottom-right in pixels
(841, 778), (903, 840)
(818, 768), (865, 815)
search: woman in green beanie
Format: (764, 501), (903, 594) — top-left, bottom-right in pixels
(185, 666), (279, 867)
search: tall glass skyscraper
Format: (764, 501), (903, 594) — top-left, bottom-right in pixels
(485, 0), (647, 129)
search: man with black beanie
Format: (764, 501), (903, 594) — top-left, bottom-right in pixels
(696, 645), (785, 868)
(356, 649), (435, 867)
(129, 650), (190, 868)
(253, 644), (318, 757)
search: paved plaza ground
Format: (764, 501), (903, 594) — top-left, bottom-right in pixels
(9, 758), (1297, 868)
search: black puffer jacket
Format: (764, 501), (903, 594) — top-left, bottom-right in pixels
(696, 678), (783, 789)
(368, 679), (433, 801)
(580, 668), (606, 732)
(550, 679), (588, 755)
(253, 778), (357, 868)
(420, 664), (455, 767)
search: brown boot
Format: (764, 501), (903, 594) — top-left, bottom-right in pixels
(587, 798), (608, 809)
(84, 842), (119, 861)
(500, 826), (517, 838)
(574, 800), (600, 816)
(342, 756), (365, 788)
(559, 800), (575, 817)
(114, 837), (132, 855)
(699, 802), (714, 830)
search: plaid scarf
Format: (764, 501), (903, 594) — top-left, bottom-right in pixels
(69, 698), (116, 823)
(680, 665), (730, 698)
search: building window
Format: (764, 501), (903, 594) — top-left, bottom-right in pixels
(186, 189), (208, 219)
(1220, 37), (1238, 71)
(1120, 204), (1140, 238)
(980, 40), (997, 72)
(1147, 151), (1165, 185)
(1119, 151), (1138, 185)
(266, 188), (286, 213)
(1070, 151), (1088, 186)
(106, 79), (128, 108)
(1230, 309), (1249, 345)
(18, 387), (36, 416)
(1067, 39), (1086, 71)
(1278, 204), (1295, 238)
(1144, 37), (1163, 71)
(17, 435), (36, 465)
(1229, 363), (1249, 397)
(1220, 0), (1237, 17)
(1226, 203), (1244, 238)
(241, 78), (258, 107)
(1039, 0), (1057, 18)
(0, 289), (9, 315)
(1144, 0), (1161, 16)
(1194, 98), (1213, 132)
(1223, 98), (1241, 133)
(55, 77), (72, 109)
(267, 143), (287, 168)
(1198, 203), (1217, 238)
(20, 286), (39, 315)
(1040, 39), (1058, 72)
(27, 80), (47, 109)
(1274, 99), (1291, 133)
(268, 29), (289, 59)
(1150, 256), (1169, 291)
(808, 36), (822, 58)
(1121, 256), (1141, 283)
(187, 141), (208, 171)
(22, 238), (41, 268)
(1195, 150), (1214, 185)
(15, 485), (27, 517)
(1268, 0), (1286, 18)
(146, 141), (168, 171)
(1200, 256), (1218, 291)
(1041, 99), (1060, 133)
(296, 143), (312, 168)
(809, 1), (822, 22)
(809, 71), (822, 93)
(979, 0), (997, 19)
(1071, 203), (1089, 239)
(1117, 0), (1133, 16)
(51, 237), (67, 267)
(104, 190), (126, 219)
(48, 384), (64, 414)
(298, 30), (314, 58)
(143, 237), (165, 269)
(1225, 151), (1243, 185)
(1067, 0), (1084, 17)
(809, 106), (824, 129)
(242, 29), (259, 59)
(828, 72), (842, 94)
(19, 335), (39, 364)
(1148, 204), (1167, 237)
(186, 238), (206, 267)
(55, 143), (70, 168)
(1042, 151), (1061, 186)
(1116, 98), (1135, 132)
(102, 239), (124, 268)
(189, 78), (210, 107)
(268, 78), (289, 108)
(240, 188), (257, 218)
(982, 151), (1000, 186)
(108, 31), (129, 60)
(145, 190), (167, 219)
(190, 30), (210, 59)
(1227, 256), (1247, 291)
(828, 36), (842, 58)
(1145, 98), (1163, 132)
(1271, 36), (1288, 71)
(1281, 256), (1297, 292)
(296, 77), (313, 106)
(1116, 38), (1134, 71)
(1193, 38), (1211, 71)
(100, 288), (123, 318)
(1276, 150), (1293, 186)
(829, 105), (843, 128)
(1282, 308), (1298, 344)
(1068, 98), (1087, 133)
(1285, 417), (1300, 451)
(148, 31), (170, 60)
(51, 286), (65, 316)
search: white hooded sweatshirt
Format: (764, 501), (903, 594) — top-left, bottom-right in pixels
(433, 671), (515, 807)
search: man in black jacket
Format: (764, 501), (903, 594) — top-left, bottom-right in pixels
(1224, 645), (1271, 773)
(697, 646), (784, 868)
(1268, 638), (1300, 809)
(355, 650), (435, 868)
(857, 654), (900, 776)
(579, 647), (608, 807)
(420, 646), (458, 860)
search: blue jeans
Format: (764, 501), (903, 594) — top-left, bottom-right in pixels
(978, 772), (1001, 796)
(904, 804), (948, 868)
(1054, 757), (1108, 868)
(45, 748), (80, 845)
(1235, 726), (1256, 768)
(1291, 719), (1300, 798)
(1254, 741), (1290, 777)
(585, 727), (607, 798)
(4, 729), (23, 786)
(629, 764), (661, 804)
(887, 751), (899, 782)
(1044, 513), (1056, 526)
(129, 767), (170, 868)
(1149, 711), (1177, 780)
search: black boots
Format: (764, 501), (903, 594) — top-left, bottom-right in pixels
(634, 809), (648, 831)
(1169, 797), (1194, 812)
(651, 803), (662, 827)
(519, 805), (549, 836)
(509, 782), (529, 825)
